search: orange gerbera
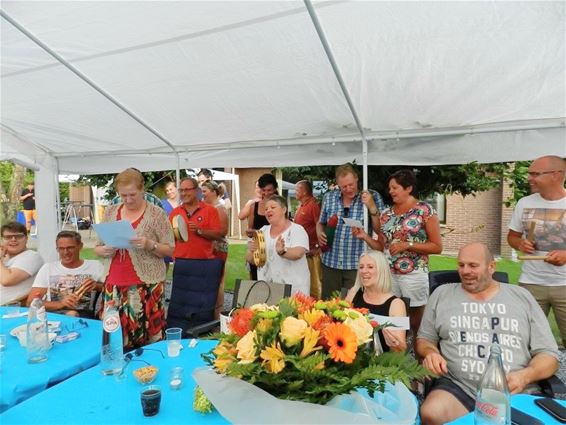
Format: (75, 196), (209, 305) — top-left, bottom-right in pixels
(323, 322), (358, 364)
(229, 308), (255, 337)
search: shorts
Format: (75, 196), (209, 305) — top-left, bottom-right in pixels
(429, 376), (475, 412)
(391, 270), (428, 307)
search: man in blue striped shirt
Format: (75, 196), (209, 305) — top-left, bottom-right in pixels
(316, 164), (386, 299)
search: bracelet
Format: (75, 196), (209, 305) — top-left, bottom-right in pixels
(369, 209), (379, 216)
(278, 248), (287, 256)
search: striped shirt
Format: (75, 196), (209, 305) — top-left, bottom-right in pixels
(319, 189), (386, 270)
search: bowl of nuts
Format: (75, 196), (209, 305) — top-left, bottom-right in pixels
(133, 365), (159, 384)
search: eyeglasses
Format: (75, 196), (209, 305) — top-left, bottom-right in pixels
(124, 347), (165, 362)
(527, 170), (560, 177)
(117, 347), (165, 378)
(179, 187), (197, 192)
(59, 319), (89, 337)
(2, 233), (26, 241)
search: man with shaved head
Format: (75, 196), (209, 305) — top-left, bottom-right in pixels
(417, 242), (559, 425)
(507, 155), (566, 348)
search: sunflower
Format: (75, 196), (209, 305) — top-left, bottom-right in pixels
(260, 342), (286, 374)
(323, 322), (358, 364)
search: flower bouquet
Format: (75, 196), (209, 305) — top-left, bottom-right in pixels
(194, 294), (431, 423)
(321, 214), (338, 252)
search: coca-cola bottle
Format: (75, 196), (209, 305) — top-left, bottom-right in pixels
(474, 343), (511, 425)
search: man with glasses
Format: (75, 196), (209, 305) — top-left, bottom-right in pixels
(507, 155), (566, 348)
(0, 221), (44, 305)
(170, 177), (221, 259)
(316, 164), (386, 299)
(27, 230), (103, 317)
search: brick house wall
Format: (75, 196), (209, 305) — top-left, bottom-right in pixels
(442, 185), (504, 256)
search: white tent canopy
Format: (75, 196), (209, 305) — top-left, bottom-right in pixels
(1, 1), (565, 259)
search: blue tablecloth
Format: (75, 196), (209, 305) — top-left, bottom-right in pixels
(0, 307), (101, 413)
(448, 394), (566, 425)
(0, 339), (228, 424)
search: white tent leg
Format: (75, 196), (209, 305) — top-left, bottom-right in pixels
(35, 159), (59, 262)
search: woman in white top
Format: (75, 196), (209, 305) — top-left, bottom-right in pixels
(246, 195), (310, 296)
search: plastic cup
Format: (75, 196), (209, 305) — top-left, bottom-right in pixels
(165, 328), (182, 357)
(140, 385), (161, 417)
(169, 366), (184, 390)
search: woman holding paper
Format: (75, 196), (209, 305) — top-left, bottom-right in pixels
(346, 250), (407, 352)
(94, 168), (174, 349)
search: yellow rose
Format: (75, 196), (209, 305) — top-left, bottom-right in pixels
(280, 317), (308, 347)
(236, 330), (258, 364)
(344, 314), (373, 345)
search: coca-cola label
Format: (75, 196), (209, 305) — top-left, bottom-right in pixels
(103, 314), (120, 333)
(476, 400), (499, 417)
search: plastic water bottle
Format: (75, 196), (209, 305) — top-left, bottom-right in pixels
(26, 298), (49, 363)
(100, 300), (123, 375)
(474, 343), (511, 425)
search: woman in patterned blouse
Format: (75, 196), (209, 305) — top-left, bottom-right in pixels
(355, 169), (442, 344)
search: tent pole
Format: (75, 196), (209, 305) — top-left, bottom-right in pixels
(304, 0), (369, 243)
(0, 10), (179, 158)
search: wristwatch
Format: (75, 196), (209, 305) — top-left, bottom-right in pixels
(369, 209), (379, 216)
(279, 248), (287, 256)
(151, 242), (158, 252)
(196, 228), (203, 236)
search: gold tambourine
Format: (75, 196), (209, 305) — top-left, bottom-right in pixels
(172, 215), (188, 242)
(253, 230), (266, 268)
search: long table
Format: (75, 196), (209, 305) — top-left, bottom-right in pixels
(0, 307), (102, 412)
(448, 394), (566, 425)
(0, 339), (228, 424)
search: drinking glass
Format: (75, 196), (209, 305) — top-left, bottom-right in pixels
(140, 385), (161, 417)
(165, 327), (182, 357)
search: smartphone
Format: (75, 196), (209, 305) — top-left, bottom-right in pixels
(511, 407), (543, 425)
(534, 397), (566, 423)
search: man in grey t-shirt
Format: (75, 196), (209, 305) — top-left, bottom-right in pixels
(417, 243), (559, 425)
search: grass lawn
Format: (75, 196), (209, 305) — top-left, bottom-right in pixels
(82, 246), (562, 345)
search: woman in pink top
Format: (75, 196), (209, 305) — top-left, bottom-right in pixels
(95, 168), (174, 349)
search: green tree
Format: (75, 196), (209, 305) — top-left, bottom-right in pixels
(78, 170), (178, 201)
(281, 162), (529, 205)
(0, 161), (34, 223)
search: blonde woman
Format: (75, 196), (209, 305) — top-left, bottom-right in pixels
(95, 168), (174, 349)
(346, 250), (407, 352)
(246, 195), (310, 295)
(201, 180), (229, 318)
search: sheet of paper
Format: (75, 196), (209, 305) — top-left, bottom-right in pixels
(368, 314), (410, 330)
(92, 220), (136, 249)
(342, 217), (364, 228)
